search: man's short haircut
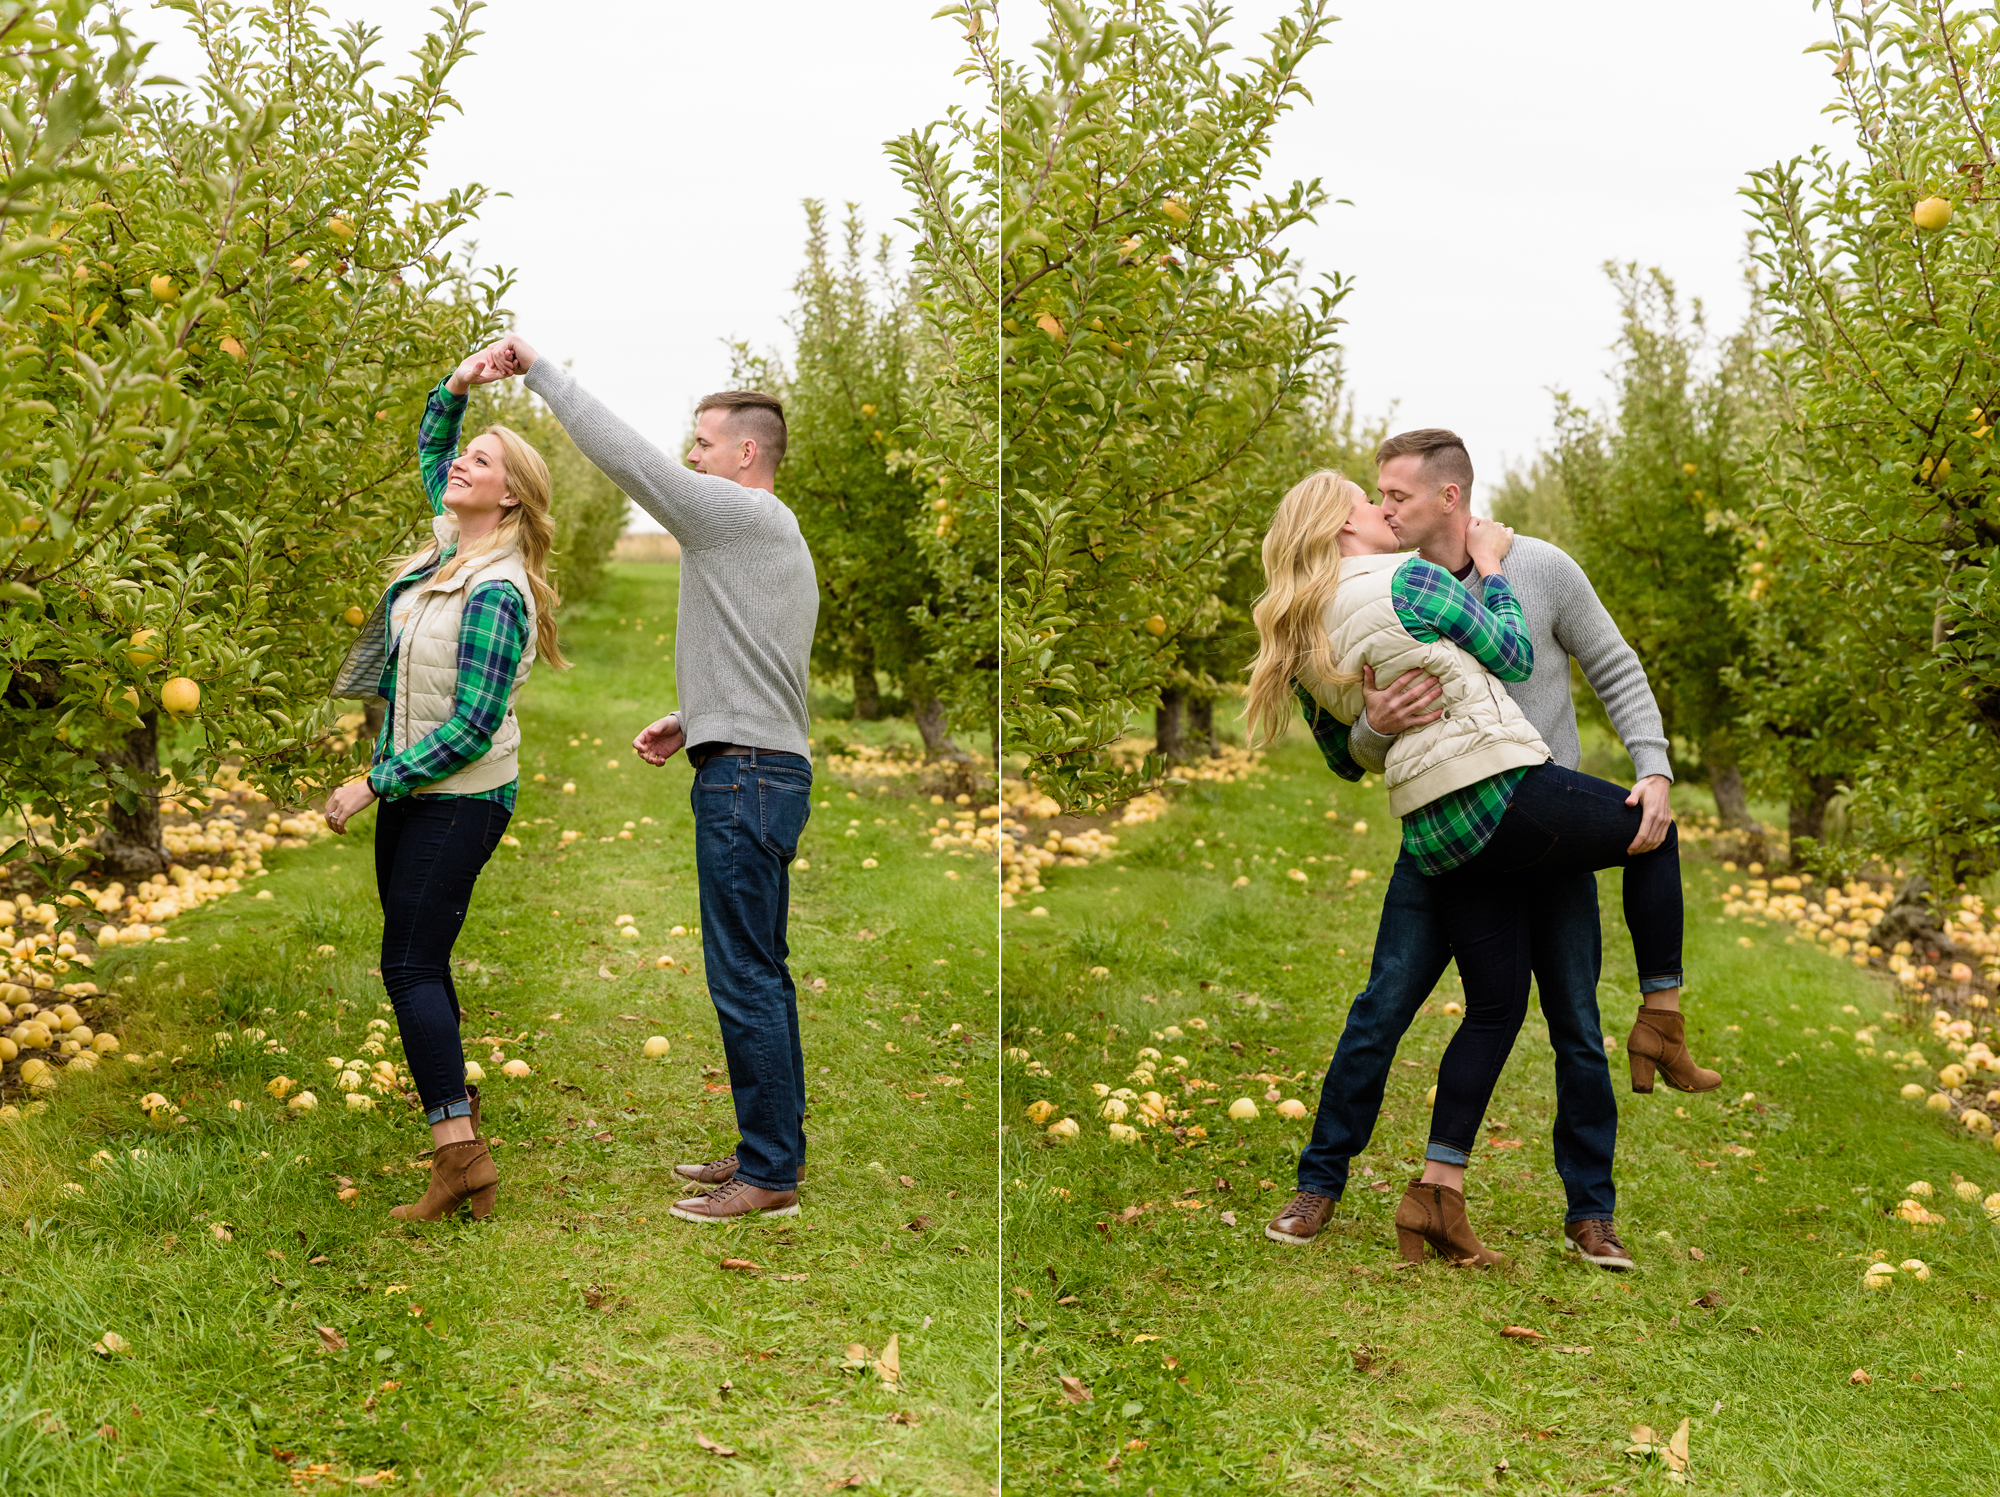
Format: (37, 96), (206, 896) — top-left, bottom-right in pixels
(696, 390), (787, 470)
(1375, 427), (1473, 501)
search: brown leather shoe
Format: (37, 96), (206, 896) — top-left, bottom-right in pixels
(1626, 1006), (1721, 1094)
(388, 1139), (497, 1222)
(668, 1176), (799, 1223)
(1265, 1189), (1336, 1246)
(1393, 1180), (1504, 1267)
(1565, 1217), (1634, 1271)
(674, 1153), (739, 1185)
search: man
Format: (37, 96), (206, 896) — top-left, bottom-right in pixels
(1266, 428), (1680, 1271)
(483, 333), (818, 1224)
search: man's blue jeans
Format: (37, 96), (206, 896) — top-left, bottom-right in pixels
(691, 749), (813, 1191)
(1296, 848), (1619, 1223)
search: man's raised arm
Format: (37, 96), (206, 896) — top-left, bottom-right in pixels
(489, 335), (755, 551)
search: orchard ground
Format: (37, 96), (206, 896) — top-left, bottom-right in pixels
(0, 563), (998, 1496)
(1000, 733), (2000, 1495)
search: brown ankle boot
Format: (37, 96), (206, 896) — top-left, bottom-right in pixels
(389, 1139), (498, 1222)
(1626, 1006), (1721, 1094)
(463, 1085), (481, 1135)
(1393, 1180), (1504, 1267)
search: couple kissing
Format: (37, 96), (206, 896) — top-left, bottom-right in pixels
(1246, 428), (1722, 1270)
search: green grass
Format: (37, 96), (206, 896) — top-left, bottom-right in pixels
(0, 563), (997, 1495)
(999, 736), (2000, 1495)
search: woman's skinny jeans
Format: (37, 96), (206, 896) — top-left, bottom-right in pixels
(1424, 764), (1684, 1167)
(375, 793), (510, 1117)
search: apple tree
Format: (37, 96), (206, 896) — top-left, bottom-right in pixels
(1742, 0), (2000, 880)
(885, 0), (999, 757)
(0, 0), (505, 877)
(999, 0), (1344, 810)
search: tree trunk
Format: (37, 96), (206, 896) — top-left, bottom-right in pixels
(913, 692), (971, 763)
(1708, 758), (1750, 830)
(1155, 688), (1185, 763)
(1787, 774), (1841, 853)
(1187, 695), (1218, 758)
(849, 634), (880, 722)
(94, 713), (170, 878)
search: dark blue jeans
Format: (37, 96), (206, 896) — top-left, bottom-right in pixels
(375, 793), (511, 1116)
(1297, 848), (1621, 1223)
(1425, 764), (1683, 1168)
(691, 749), (812, 1191)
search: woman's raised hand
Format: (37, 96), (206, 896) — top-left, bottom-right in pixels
(445, 350), (511, 396)
(1464, 516), (1515, 575)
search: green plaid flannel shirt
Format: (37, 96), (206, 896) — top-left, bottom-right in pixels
(367, 379), (524, 811)
(1298, 556), (1536, 875)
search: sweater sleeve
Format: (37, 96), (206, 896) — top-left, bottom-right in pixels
(1347, 710), (1392, 773)
(1392, 558), (1534, 682)
(1545, 548), (1674, 782)
(369, 580), (526, 798)
(523, 360), (759, 550)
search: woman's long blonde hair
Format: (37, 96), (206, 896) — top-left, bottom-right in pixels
(1243, 470), (1369, 748)
(392, 424), (569, 670)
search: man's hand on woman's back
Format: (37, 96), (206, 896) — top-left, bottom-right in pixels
(1362, 662), (1444, 735)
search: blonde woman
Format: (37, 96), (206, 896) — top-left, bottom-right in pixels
(323, 349), (568, 1222)
(1245, 472), (1704, 1267)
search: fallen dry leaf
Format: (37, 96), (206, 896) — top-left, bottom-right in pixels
(826, 1479), (864, 1491)
(899, 1174), (916, 1188)
(874, 1332), (900, 1385)
(905, 1215), (932, 1233)
(1499, 1325), (1547, 1342)
(887, 1409), (917, 1425)
(582, 1288), (605, 1311)
(91, 1332), (130, 1357)
(1691, 1291), (1723, 1309)
(776, 1272), (808, 1281)
(1631, 1423), (1656, 1446)
(1059, 1374), (1092, 1404)
(315, 1326), (347, 1352)
(1688, 1246), (1706, 1261)
(210, 1223), (232, 1242)
(597, 965), (617, 980)
(1849, 1368), (1873, 1385)
(720, 1258), (760, 1272)
(1219, 1210), (1238, 1226)
(590, 1131), (613, 1143)
(694, 1430), (737, 1457)
(1663, 1416), (1691, 1473)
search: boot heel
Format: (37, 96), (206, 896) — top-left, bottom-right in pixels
(466, 1183), (497, 1220)
(1395, 1226), (1427, 1264)
(1629, 1054), (1656, 1094)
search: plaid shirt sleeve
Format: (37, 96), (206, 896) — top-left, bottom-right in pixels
(1391, 558), (1533, 682)
(1295, 684), (1365, 782)
(418, 378), (467, 516)
(369, 580), (526, 799)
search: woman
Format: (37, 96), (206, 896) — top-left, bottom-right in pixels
(323, 348), (568, 1222)
(1246, 472), (1715, 1267)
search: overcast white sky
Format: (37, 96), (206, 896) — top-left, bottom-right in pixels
(128, 0), (973, 533)
(1009, 0), (1856, 505)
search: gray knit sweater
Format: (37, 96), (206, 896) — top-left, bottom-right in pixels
(1349, 536), (1672, 782)
(524, 362), (818, 759)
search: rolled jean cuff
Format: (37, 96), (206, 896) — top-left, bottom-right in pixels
(1424, 1139), (1471, 1167)
(424, 1095), (472, 1126)
(1639, 972), (1685, 994)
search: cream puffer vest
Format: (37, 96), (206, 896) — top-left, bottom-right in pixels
(387, 517), (538, 796)
(1301, 552), (1549, 817)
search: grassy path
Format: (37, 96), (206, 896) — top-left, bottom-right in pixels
(1000, 737), (2000, 1495)
(0, 564), (997, 1496)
